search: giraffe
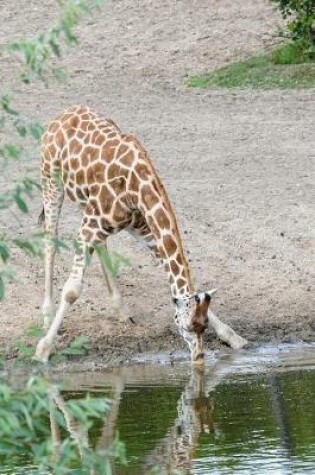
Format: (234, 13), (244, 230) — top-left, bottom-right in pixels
(34, 105), (247, 363)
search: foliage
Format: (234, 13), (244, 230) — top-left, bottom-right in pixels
(271, 0), (315, 53)
(188, 1), (315, 90)
(7, 0), (103, 84)
(0, 376), (125, 474)
(60, 335), (91, 357)
(187, 45), (315, 89)
(0, 0), (132, 305)
(95, 245), (131, 278)
(0, 0), (104, 301)
(271, 40), (313, 63)
(12, 327), (91, 362)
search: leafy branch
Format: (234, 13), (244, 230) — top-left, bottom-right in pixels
(7, 0), (103, 84)
(0, 0), (104, 301)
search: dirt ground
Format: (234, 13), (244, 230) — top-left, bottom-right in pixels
(0, 0), (314, 365)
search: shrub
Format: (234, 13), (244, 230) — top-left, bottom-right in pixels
(271, 0), (315, 54)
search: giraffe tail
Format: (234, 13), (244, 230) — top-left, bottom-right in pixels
(38, 207), (45, 226)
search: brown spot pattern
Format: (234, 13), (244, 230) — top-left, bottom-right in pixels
(70, 158), (79, 171)
(120, 151), (134, 167)
(155, 208), (170, 230)
(116, 144), (128, 157)
(163, 234), (177, 256)
(170, 260), (180, 275)
(141, 185), (159, 209)
(70, 138), (82, 155)
(94, 163), (106, 183)
(76, 170), (85, 185)
(101, 146), (115, 162)
(135, 163), (149, 180)
(99, 187), (114, 214)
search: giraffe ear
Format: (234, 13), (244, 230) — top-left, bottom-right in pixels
(204, 288), (218, 302)
(191, 289), (217, 302)
(206, 288), (217, 298)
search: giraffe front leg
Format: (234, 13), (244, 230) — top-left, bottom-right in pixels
(42, 236), (57, 330)
(207, 309), (248, 349)
(35, 240), (89, 363)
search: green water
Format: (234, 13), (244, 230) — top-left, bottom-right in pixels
(3, 344), (315, 474)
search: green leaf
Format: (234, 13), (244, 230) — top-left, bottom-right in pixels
(15, 341), (34, 359)
(95, 245), (112, 273)
(0, 241), (10, 264)
(29, 122), (44, 141)
(0, 194), (12, 209)
(69, 335), (90, 349)
(49, 37), (61, 57)
(15, 123), (27, 137)
(20, 72), (31, 84)
(13, 238), (43, 258)
(52, 237), (70, 253)
(0, 275), (5, 301)
(61, 346), (86, 356)
(26, 324), (43, 338)
(0, 144), (21, 161)
(0, 270), (13, 301)
(0, 95), (18, 116)
(14, 193), (28, 213)
(61, 335), (90, 356)
(23, 177), (41, 193)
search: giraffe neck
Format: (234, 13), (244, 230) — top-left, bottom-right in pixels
(133, 155), (194, 299)
(162, 228), (193, 299)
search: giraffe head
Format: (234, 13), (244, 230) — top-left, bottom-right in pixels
(173, 289), (217, 363)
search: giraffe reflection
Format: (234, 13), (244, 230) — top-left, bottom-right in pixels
(49, 385), (89, 462)
(48, 357), (236, 475)
(48, 374), (125, 474)
(141, 357), (235, 475)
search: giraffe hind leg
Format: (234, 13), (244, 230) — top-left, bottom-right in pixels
(98, 241), (134, 324)
(41, 176), (64, 330)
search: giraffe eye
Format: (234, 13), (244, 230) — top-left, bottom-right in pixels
(194, 294), (200, 304)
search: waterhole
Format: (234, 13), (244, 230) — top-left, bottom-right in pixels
(3, 344), (315, 474)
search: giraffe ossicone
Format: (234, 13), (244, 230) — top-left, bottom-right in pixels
(34, 106), (247, 364)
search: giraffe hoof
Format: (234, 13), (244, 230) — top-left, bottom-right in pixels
(118, 314), (136, 325)
(113, 304), (134, 324)
(230, 335), (248, 350)
(34, 338), (53, 364)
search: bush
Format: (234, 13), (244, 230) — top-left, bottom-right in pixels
(271, 41), (313, 63)
(0, 377), (125, 474)
(271, 0), (315, 54)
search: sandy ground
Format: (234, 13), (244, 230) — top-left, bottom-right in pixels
(0, 0), (314, 364)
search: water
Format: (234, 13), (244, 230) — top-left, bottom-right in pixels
(3, 344), (315, 474)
